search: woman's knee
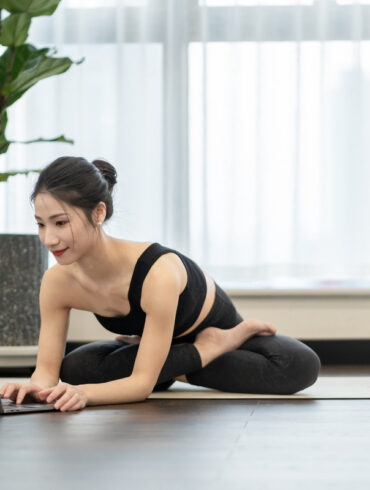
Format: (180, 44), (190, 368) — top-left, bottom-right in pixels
(60, 342), (112, 384)
(60, 352), (78, 384)
(273, 336), (321, 394)
(60, 341), (138, 385)
(60, 348), (92, 384)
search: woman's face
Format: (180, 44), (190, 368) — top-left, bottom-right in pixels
(34, 192), (98, 264)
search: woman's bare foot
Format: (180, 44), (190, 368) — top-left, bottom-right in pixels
(115, 335), (141, 344)
(193, 319), (277, 368)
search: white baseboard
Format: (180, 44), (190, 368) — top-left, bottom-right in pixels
(0, 346), (38, 367)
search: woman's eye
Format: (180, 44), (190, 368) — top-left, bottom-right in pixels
(35, 222), (68, 227)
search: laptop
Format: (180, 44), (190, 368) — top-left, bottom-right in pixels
(0, 397), (56, 415)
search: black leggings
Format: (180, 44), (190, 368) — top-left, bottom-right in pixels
(60, 283), (321, 395)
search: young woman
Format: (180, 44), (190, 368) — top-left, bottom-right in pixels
(0, 157), (321, 412)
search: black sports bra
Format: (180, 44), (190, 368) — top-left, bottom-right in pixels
(93, 242), (208, 337)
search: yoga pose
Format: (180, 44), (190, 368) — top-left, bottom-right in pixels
(0, 157), (321, 411)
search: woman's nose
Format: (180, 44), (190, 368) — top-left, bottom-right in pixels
(42, 228), (59, 247)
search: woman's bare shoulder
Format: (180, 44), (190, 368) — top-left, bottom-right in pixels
(37, 265), (76, 315)
(42, 264), (76, 300)
(46, 263), (73, 283)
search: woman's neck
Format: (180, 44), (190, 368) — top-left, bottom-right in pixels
(71, 234), (131, 286)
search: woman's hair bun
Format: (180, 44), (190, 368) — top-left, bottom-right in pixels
(92, 159), (117, 192)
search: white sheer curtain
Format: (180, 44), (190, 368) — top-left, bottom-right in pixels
(1, 0), (370, 287)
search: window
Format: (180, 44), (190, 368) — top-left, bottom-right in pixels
(2, 0), (370, 287)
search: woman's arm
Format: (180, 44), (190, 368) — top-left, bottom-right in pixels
(33, 268), (70, 383)
(78, 264), (181, 406)
(4, 269), (71, 404)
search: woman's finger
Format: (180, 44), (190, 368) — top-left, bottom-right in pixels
(72, 397), (86, 412)
(72, 401), (85, 412)
(16, 386), (29, 405)
(0, 384), (11, 398)
(16, 384), (42, 404)
(2, 383), (14, 398)
(37, 388), (53, 401)
(38, 387), (53, 397)
(0, 383), (9, 397)
(63, 400), (83, 413)
(3, 384), (20, 400)
(53, 390), (74, 410)
(58, 393), (80, 412)
(46, 384), (67, 403)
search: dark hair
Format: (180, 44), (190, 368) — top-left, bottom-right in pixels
(30, 156), (117, 227)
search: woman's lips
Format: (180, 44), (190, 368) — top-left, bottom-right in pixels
(52, 248), (68, 257)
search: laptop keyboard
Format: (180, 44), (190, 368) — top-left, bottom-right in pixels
(2, 398), (51, 409)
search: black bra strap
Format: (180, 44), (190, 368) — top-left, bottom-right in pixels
(128, 242), (175, 307)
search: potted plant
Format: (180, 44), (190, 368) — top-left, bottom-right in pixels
(0, 0), (82, 365)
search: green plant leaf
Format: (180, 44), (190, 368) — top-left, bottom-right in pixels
(0, 0), (60, 17)
(9, 134), (74, 144)
(4, 55), (73, 100)
(0, 141), (11, 153)
(0, 169), (41, 182)
(0, 44), (78, 108)
(0, 13), (31, 47)
(0, 44), (50, 89)
(0, 111), (10, 154)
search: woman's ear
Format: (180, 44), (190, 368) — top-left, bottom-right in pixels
(94, 201), (107, 224)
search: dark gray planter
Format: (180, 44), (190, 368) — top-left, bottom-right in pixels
(0, 234), (48, 346)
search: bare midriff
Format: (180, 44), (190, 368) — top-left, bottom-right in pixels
(172, 270), (216, 338)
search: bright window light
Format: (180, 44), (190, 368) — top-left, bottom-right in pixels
(337, 0), (370, 4)
(202, 1), (313, 5)
(63, 0), (147, 7)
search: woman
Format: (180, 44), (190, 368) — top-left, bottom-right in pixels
(0, 157), (321, 412)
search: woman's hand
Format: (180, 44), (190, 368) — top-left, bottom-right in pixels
(0, 382), (45, 404)
(38, 382), (88, 412)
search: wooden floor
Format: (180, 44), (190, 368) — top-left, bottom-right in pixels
(1, 366), (370, 490)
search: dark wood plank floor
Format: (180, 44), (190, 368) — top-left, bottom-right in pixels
(1, 366), (370, 490)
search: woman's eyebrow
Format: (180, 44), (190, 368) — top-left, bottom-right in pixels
(34, 213), (69, 220)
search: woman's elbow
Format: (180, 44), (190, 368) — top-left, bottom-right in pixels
(142, 382), (155, 399)
(132, 374), (155, 400)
